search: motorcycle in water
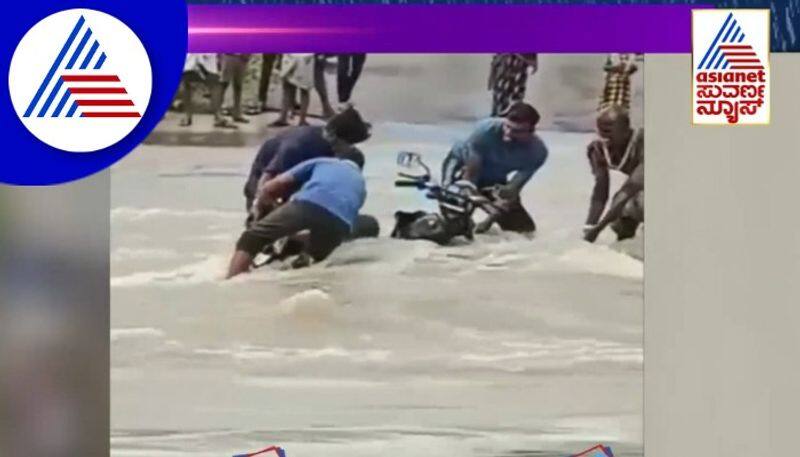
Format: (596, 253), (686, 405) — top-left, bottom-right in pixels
(391, 151), (504, 245)
(251, 151), (504, 269)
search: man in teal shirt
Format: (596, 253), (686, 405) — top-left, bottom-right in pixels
(442, 102), (548, 234)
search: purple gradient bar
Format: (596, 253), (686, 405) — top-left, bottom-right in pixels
(188, 5), (702, 53)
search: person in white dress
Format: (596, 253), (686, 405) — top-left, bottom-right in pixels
(271, 53), (315, 127)
(180, 54), (236, 129)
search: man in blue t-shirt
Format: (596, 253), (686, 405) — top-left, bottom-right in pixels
(227, 151), (367, 279)
(441, 102), (548, 234)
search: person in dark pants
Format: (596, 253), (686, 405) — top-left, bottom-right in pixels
(336, 54), (367, 105)
(314, 54), (336, 119)
(220, 53), (251, 123)
(226, 152), (367, 279)
(441, 102), (548, 235)
(248, 53), (279, 115)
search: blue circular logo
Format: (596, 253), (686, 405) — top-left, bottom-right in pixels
(1, 0), (186, 185)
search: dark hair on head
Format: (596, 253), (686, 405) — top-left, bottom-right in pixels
(598, 105), (631, 127)
(338, 146), (365, 170)
(326, 107), (372, 144)
(505, 102), (540, 127)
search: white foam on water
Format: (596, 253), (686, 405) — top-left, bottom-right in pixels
(235, 375), (386, 389)
(278, 289), (336, 317)
(110, 255), (227, 287)
(557, 245), (643, 279)
(185, 232), (236, 243)
(112, 207), (242, 221)
(260, 287), (354, 334)
(110, 327), (165, 342)
(457, 336), (643, 372)
(111, 247), (182, 261)
(110, 328), (185, 365)
(231, 345), (391, 363)
(158, 165), (246, 178)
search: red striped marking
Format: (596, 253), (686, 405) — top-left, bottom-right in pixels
(76, 99), (134, 106)
(730, 65), (764, 70)
(69, 87), (128, 94)
(61, 75), (120, 82)
(723, 52), (757, 56)
(81, 112), (141, 118)
(725, 59), (761, 64)
(718, 45), (752, 49)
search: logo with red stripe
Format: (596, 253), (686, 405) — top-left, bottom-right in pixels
(692, 9), (770, 125)
(9, 9), (152, 152)
(60, 74), (140, 119)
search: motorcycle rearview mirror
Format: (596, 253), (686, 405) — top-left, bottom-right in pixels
(396, 151), (431, 179)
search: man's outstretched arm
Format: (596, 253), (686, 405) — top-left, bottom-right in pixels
(253, 173), (297, 218)
(229, 173), (298, 279)
(461, 149), (483, 186)
(584, 163), (643, 242)
(586, 169), (610, 226)
(585, 145), (611, 226)
(254, 171), (275, 199)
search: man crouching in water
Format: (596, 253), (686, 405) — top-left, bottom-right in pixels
(441, 101), (548, 234)
(226, 150), (367, 279)
(583, 106), (644, 242)
(244, 107), (371, 218)
(242, 106), (378, 237)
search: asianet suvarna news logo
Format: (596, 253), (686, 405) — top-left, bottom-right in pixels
(692, 9), (770, 125)
(8, 9), (152, 152)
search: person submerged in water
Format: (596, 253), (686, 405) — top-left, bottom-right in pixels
(582, 106), (644, 243)
(441, 101), (548, 234)
(227, 151), (367, 279)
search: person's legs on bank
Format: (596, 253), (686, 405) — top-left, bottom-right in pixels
(297, 88), (310, 126)
(336, 54), (351, 104)
(179, 73), (196, 127)
(270, 81), (295, 127)
(253, 53), (278, 113)
(208, 73), (236, 129)
(346, 54), (367, 102)
(314, 55), (336, 118)
(230, 60), (248, 123)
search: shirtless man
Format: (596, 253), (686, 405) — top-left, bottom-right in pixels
(583, 106), (644, 243)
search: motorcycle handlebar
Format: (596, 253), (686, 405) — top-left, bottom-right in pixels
(395, 178), (502, 213)
(395, 180), (424, 188)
